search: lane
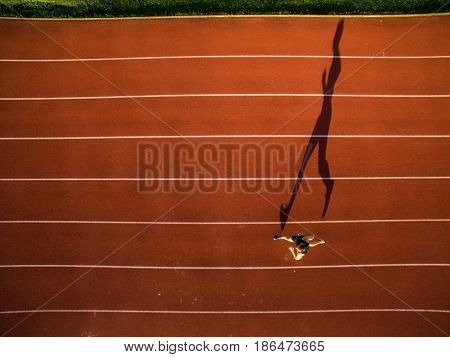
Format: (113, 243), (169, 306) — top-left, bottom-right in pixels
(1, 310), (449, 336)
(1, 310), (448, 336)
(0, 138), (448, 178)
(0, 16), (449, 59)
(0, 222), (449, 266)
(0, 181), (448, 222)
(0, 267), (448, 312)
(0, 267), (448, 336)
(0, 58), (448, 98)
(1, 97), (448, 138)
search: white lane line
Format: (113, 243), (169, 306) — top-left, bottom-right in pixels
(0, 134), (450, 140)
(1, 264), (448, 270)
(1, 55), (449, 62)
(1, 177), (449, 182)
(0, 219), (448, 225)
(1, 93), (449, 101)
(0, 309), (448, 315)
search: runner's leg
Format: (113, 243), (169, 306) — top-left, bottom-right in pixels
(309, 240), (326, 248)
(278, 236), (294, 243)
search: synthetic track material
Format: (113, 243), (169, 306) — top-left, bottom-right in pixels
(0, 15), (449, 337)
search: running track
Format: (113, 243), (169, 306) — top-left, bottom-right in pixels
(0, 15), (449, 337)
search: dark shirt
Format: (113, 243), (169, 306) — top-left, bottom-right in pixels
(291, 234), (310, 253)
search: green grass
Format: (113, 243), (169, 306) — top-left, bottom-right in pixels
(0, 0), (449, 18)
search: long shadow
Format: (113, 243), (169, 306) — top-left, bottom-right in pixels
(280, 19), (344, 230)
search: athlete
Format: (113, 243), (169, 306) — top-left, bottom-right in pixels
(274, 232), (325, 261)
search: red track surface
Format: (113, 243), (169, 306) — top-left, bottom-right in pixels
(0, 15), (449, 336)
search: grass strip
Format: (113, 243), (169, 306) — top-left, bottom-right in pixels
(0, 0), (449, 18)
